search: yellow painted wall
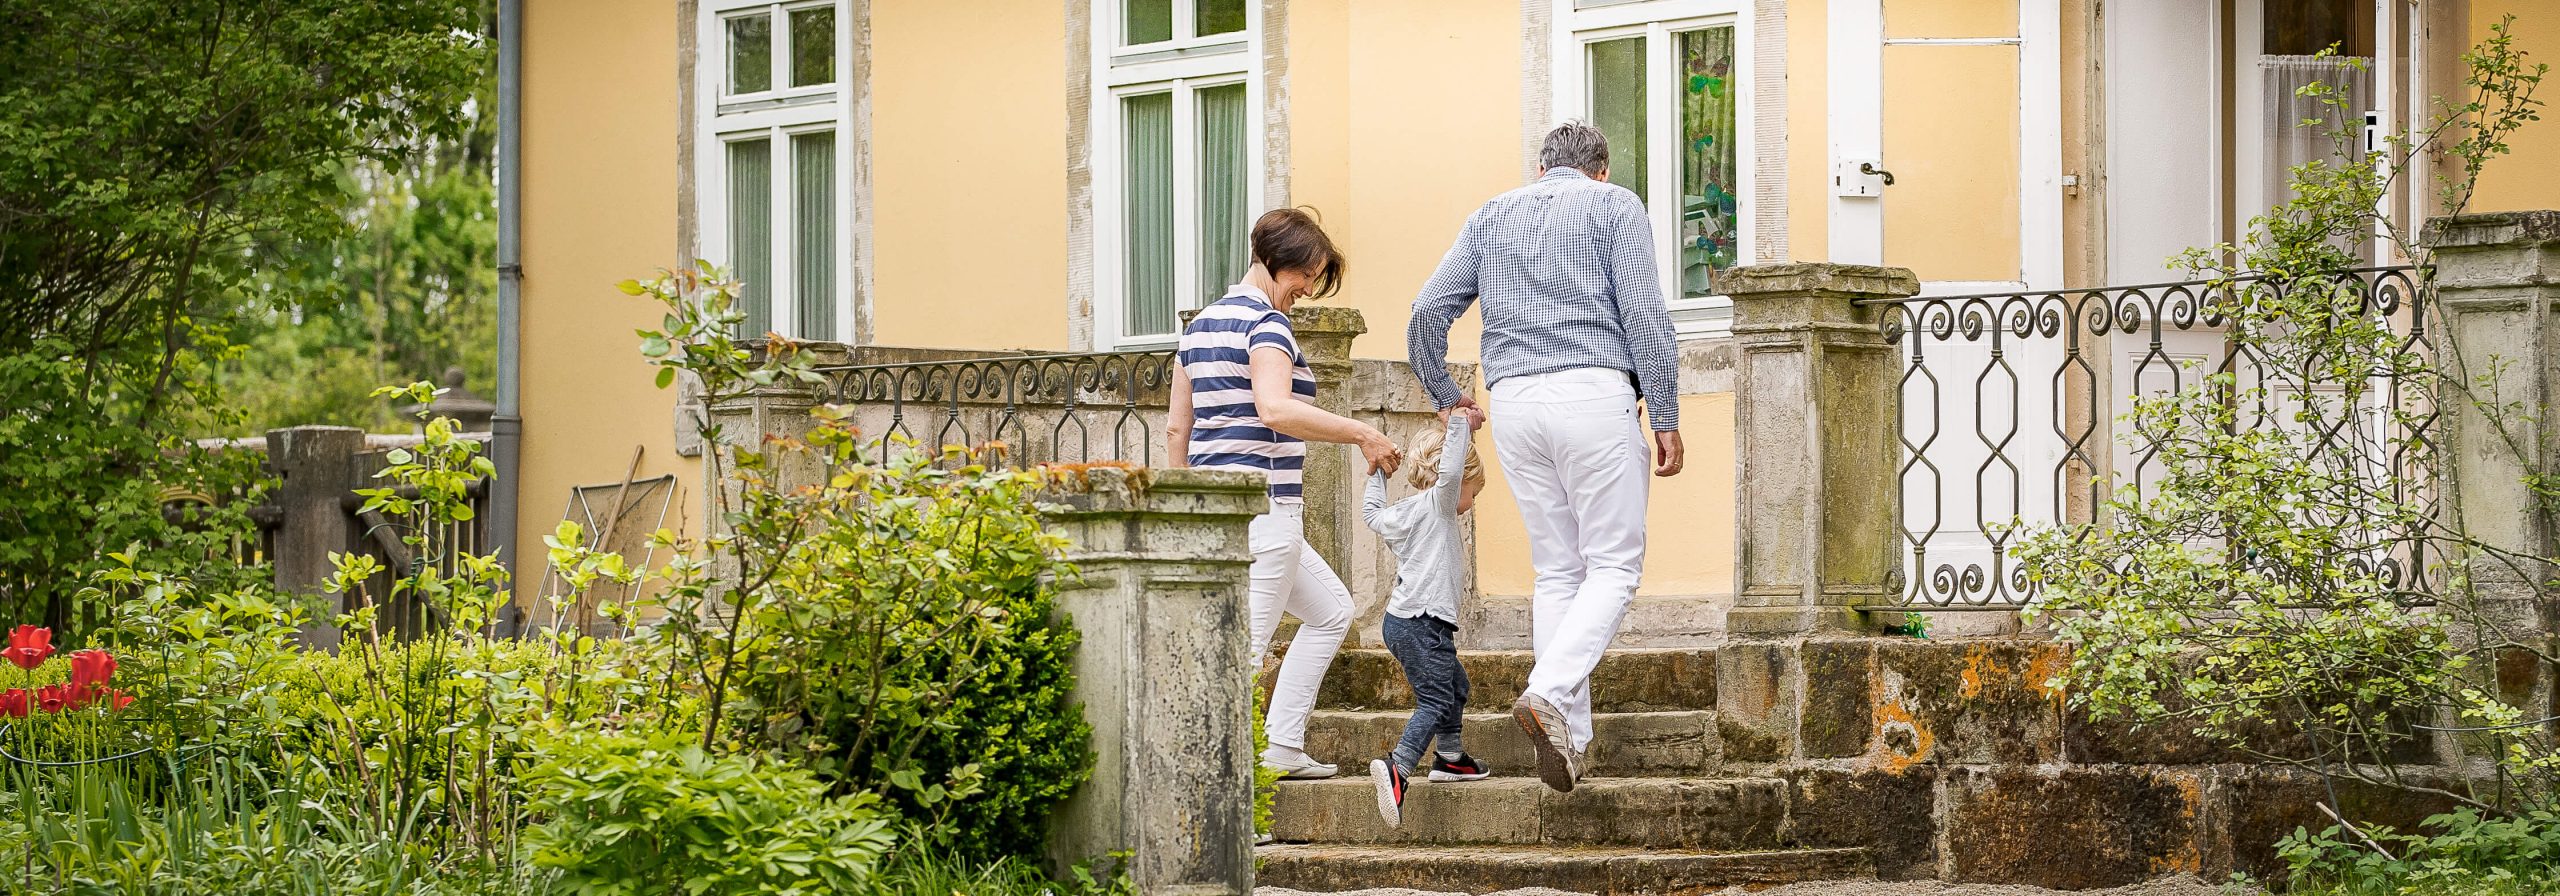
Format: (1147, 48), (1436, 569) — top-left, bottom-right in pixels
(1786, 0), (1829, 263)
(1885, 0), (2015, 40)
(2467, 2), (2560, 213)
(516, 1), (695, 580)
(1327, 0), (1519, 363)
(1881, 43), (2020, 282)
(867, 0), (1071, 350)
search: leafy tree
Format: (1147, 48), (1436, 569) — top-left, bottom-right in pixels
(0, 0), (485, 630)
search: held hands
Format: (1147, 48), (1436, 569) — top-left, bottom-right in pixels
(1438, 395), (1489, 430)
(1360, 429), (1404, 476)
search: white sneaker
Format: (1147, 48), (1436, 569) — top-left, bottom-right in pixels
(1511, 693), (1583, 793)
(1261, 754), (1339, 780)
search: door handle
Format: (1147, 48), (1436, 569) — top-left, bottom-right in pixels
(1860, 162), (1897, 186)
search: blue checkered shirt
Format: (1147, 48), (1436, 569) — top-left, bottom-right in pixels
(1406, 167), (1681, 431)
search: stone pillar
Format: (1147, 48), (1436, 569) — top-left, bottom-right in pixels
(1288, 305), (1368, 578)
(1724, 263), (1919, 636)
(697, 342), (844, 583)
(1043, 467), (1264, 895)
(268, 425), (367, 648)
(2419, 212), (2560, 735)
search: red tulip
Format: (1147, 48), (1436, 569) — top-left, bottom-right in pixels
(103, 688), (134, 712)
(34, 683), (70, 713)
(0, 689), (25, 718)
(67, 649), (114, 692)
(2, 625), (52, 671)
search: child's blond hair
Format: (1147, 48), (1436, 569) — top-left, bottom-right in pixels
(1404, 424), (1487, 491)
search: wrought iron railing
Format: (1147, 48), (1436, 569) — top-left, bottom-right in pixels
(817, 350), (1178, 468)
(1865, 266), (2434, 609)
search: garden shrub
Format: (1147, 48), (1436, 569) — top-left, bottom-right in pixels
(628, 269), (1095, 860)
(2276, 810), (2560, 895)
(523, 728), (896, 896)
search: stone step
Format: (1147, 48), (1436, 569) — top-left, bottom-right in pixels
(1462, 595), (1732, 650)
(1301, 710), (1718, 778)
(1312, 648), (1716, 713)
(1272, 776), (1786, 850)
(1255, 844), (1873, 895)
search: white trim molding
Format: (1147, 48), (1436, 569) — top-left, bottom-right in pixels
(690, 0), (863, 342)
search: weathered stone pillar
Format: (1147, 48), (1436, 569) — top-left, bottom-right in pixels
(697, 341), (845, 583)
(1289, 305), (1367, 578)
(2419, 212), (2560, 736)
(1043, 467), (1263, 895)
(1724, 263), (1919, 636)
(268, 425), (368, 648)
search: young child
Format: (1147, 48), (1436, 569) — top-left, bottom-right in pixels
(1362, 412), (1492, 827)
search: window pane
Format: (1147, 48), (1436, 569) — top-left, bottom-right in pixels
(1587, 36), (1647, 206)
(728, 13), (772, 94)
(1126, 0), (1172, 45)
(791, 6), (835, 87)
(1196, 0), (1247, 37)
(1123, 93), (1176, 336)
(727, 139), (775, 337)
(1677, 27), (1738, 298)
(793, 131), (836, 338)
(1197, 83), (1250, 301)
(2264, 0), (2372, 56)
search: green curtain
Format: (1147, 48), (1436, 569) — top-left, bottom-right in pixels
(1123, 93), (1175, 337)
(793, 130), (836, 339)
(1587, 37), (1647, 205)
(1678, 26), (1738, 297)
(727, 138), (774, 338)
(1197, 83), (1249, 303)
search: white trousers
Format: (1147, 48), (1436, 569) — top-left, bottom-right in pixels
(1491, 368), (1650, 752)
(1247, 501), (1353, 752)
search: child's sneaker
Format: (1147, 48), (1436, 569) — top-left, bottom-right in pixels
(1368, 759), (1408, 827)
(1427, 752), (1492, 782)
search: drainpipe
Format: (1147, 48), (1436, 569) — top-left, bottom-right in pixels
(491, 0), (525, 635)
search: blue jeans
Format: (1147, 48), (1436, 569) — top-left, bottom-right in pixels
(1381, 612), (1467, 769)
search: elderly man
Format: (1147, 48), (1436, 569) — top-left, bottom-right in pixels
(1405, 121), (1684, 793)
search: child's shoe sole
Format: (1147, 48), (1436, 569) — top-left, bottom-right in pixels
(1369, 760), (1405, 828)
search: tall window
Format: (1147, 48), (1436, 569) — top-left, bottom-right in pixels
(1096, 0), (1260, 346)
(1556, 1), (1750, 331)
(700, 1), (845, 340)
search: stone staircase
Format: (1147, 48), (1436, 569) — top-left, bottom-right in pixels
(1257, 647), (1876, 894)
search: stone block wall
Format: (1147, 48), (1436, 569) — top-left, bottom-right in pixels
(1720, 637), (2477, 888)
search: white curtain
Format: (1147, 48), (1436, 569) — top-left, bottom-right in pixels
(2260, 54), (2373, 218)
(1197, 83), (1249, 302)
(792, 130), (835, 339)
(1123, 93), (1175, 336)
(727, 138), (774, 338)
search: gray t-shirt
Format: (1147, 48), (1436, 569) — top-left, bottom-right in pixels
(1363, 416), (1474, 625)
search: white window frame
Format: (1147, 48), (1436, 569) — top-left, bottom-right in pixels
(1091, 0), (1266, 350)
(694, 0), (855, 342)
(1552, 0), (1755, 337)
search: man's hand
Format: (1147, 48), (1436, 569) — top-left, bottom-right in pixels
(1652, 430), (1684, 477)
(1438, 395), (1489, 429)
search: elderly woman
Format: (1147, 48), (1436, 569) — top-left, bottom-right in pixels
(1165, 207), (1400, 780)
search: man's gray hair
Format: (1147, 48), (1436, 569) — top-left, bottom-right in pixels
(1539, 120), (1610, 176)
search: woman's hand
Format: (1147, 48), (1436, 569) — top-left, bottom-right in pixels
(1358, 428), (1403, 476)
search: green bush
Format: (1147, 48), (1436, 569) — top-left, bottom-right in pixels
(628, 270), (1094, 860)
(2276, 810), (2560, 895)
(524, 729), (896, 896)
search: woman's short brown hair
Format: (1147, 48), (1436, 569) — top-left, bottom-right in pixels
(1250, 207), (1346, 300)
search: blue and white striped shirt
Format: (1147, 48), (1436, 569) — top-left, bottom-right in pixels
(1180, 286), (1318, 501)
